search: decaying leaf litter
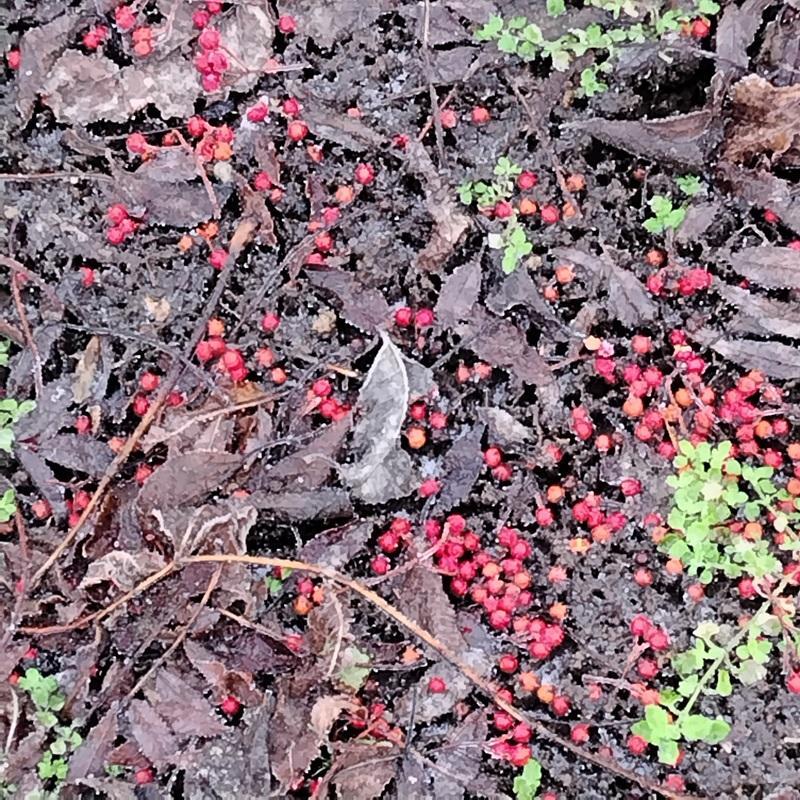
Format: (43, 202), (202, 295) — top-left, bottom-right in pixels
(2, 0), (800, 799)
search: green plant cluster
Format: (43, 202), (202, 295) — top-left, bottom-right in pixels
(458, 157), (533, 274)
(474, 1), (720, 97)
(643, 175), (703, 234)
(0, 339), (35, 523)
(17, 669), (83, 785)
(662, 440), (798, 584)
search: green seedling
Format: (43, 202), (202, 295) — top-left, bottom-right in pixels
(513, 756), (542, 800)
(17, 669), (83, 787)
(676, 174), (703, 197)
(662, 440), (798, 584)
(643, 194), (686, 234)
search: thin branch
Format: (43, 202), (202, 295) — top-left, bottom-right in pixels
(10, 274), (44, 399)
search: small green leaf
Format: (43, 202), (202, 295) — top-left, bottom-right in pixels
(498, 33), (519, 53)
(546, 0), (566, 16)
(513, 757), (543, 800)
(338, 646), (371, 690)
(705, 718), (731, 744)
(713, 669), (732, 697)
(657, 740), (680, 765)
(475, 15), (504, 40)
(680, 714), (712, 741)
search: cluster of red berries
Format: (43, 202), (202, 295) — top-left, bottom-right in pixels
(114, 5), (154, 57)
(346, 699), (404, 745)
(306, 378), (350, 422)
(191, 0), (223, 31)
(82, 24), (109, 50)
(455, 361), (492, 384)
(370, 516), (413, 576)
(404, 400), (447, 451)
(194, 27), (228, 92)
(293, 576), (325, 615)
(570, 492), (628, 551)
(393, 306), (434, 328)
(66, 489), (92, 528)
(195, 121), (235, 162)
(483, 445), (512, 482)
(106, 203), (140, 246)
(131, 369), (182, 416)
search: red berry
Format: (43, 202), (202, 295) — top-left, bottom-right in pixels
(439, 108), (457, 129)
(209, 248), (228, 270)
(494, 200), (513, 219)
(75, 415), (91, 434)
(630, 614), (652, 638)
(107, 203), (129, 225)
(764, 208), (780, 224)
(620, 478), (642, 497)
(261, 311), (280, 333)
(287, 120), (309, 141)
(517, 171), (537, 190)
(429, 411), (447, 430)
(193, 10), (210, 28)
(187, 115), (207, 137)
(371, 555), (390, 575)
(471, 105), (490, 124)
(132, 394), (149, 416)
(198, 28), (220, 50)
(278, 14), (297, 34)
(571, 723), (590, 744)
(428, 676), (447, 694)
(415, 308), (435, 328)
(541, 204), (560, 224)
(498, 654), (518, 674)
(787, 671), (800, 694)
(647, 628), (670, 651)
(283, 97), (302, 116)
(115, 5), (136, 30)
(690, 17), (710, 38)
(31, 499), (52, 520)
(7, 49), (21, 70)
(134, 767), (154, 785)
(394, 307), (413, 327)
(627, 734), (648, 755)
(354, 163), (375, 186)
(139, 372), (160, 392)
(551, 695), (570, 716)
(219, 694), (241, 715)
(312, 379), (332, 398)
(247, 103), (269, 123)
(483, 447), (503, 468)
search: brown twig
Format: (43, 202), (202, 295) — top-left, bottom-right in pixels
(19, 553), (699, 800)
(0, 255), (65, 311)
(419, 0), (446, 166)
(122, 564), (223, 702)
(0, 172), (113, 183)
(174, 130), (221, 219)
(10, 274), (44, 399)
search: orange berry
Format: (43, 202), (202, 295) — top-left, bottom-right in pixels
(546, 484), (565, 504)
(406, 427), (427, 449)
(519, 671), (540, 692)
(554, 265), (574, 284)
(623, 395), (644, 418)
(674, 388), (692, 407)
(178, 234), (194, 251)
(518, 198), (537, 216)
(565, 173), (585, 192)
(743, 522), (763, 540)
(665, 558), (683, 575)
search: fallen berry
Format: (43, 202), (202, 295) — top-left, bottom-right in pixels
(428, 676), (447, 693)
(220, 695), (241, 715)
(287, 120), (309, 142)
(354, 163), (375, 185)
(471, 105), (491, 124)
(394, 307), (413, 327)
(261, 312), (280, 333)
(278, 14), (297, 34)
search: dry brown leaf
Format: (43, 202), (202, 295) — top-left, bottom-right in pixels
(128, 700), (179, 769)
(183, 639), (263, 706)
(143, 295), (171, 323)
(68, 703), (119, 781)
(724, 76), (800, 165)
(331, 742), (399, 800)
(79, 551), (166, 593)
(306, 269), (391, 333)
(724, 245), (800, 289)
(72, 336), (101, 405)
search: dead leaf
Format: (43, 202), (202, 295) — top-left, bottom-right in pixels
(724, 76), (800, 165)
(144, 670), (226, 737)
(143, 294), (171, 323)
(409, 142), (470, 271)
(331, 742), (398, 800)
(480, 407), (534, 447)
(72, 336), (101, 404)
(183, 707), (272, 800)
(183, 639), (262, 706)
(219, 4), (274, 91)
(79, 551), (166, 593)
(41, 51), (201, 124)
(268, 674), (334, 788)
(37, 433), (113, 476)
(716, 162), (800, 233)
(128, 700), (179, 769)
(344, 334), (433, 503)
(310, 695), (358, 738)
(438, 424), (486, 511)
(307, 269), (391, 333)
(569, 110), (713, 169)
(113, 148), (229, 227)
(456, 306), (553, 386)
(292, 0), (392, 50)
(300, 521), (372, 569)
(16, 12), (81, 121)
(251, 415), (350, 492)
(552, 246), (656, 325)
(249, 488), (353, 521)
(709, 337), (800, 378)
(724, 245), (800, 288)
(436, 261), (482, 328)
(433, 709), (488, 799)
(16, 445), (65, 518)
(302, 104), (386, 150)
(68, 703), (119, 781)
(393, 565), (490, 722)
(137, 451), (242, 510)
(717, 283), (800, 338)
